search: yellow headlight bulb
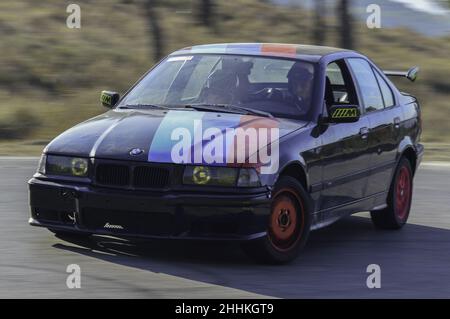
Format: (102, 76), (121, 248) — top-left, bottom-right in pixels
(71, 158), (88, 177)
(192, 166), (211, 185)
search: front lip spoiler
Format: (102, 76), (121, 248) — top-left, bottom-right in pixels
(28, 218), (267, 241)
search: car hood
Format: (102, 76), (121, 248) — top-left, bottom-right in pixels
(45, 109), (308, 163)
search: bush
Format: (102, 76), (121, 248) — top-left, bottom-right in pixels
(0, 108), (41, 139)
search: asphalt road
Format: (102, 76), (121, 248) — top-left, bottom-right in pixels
(1, 158), (449, 298)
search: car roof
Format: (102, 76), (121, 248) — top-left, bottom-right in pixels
(170, 43), (352, 63)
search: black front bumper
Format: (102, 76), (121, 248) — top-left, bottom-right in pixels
(28, 178), (271, 241)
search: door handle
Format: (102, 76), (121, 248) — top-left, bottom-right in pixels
(394, 117), (401, 129)
(359, 127), (369, 139)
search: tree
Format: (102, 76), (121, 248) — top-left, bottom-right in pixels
(313, 0), (326, 45)
(143, 0), (164, 61)
(197, 0), (214, 27)
(338, 0), (354, 49)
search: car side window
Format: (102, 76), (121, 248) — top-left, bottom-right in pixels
(347, 58), (384, 113)
(373, 69), (395, 107)
(325, 60), (358, 108)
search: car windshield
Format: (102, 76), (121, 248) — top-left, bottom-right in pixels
(119, 54), (316, 120)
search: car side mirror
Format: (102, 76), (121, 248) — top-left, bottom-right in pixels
(326, 105), (360, 123)
(100, 91), (120, 108)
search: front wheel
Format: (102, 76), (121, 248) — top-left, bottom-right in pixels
(241, 176), (312, 264)
(370, 157), (413, 229)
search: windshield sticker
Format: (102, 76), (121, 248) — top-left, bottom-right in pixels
(167, 56), (194, 62)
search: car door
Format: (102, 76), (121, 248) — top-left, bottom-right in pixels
(317, 60), (371, 211)
(347, 58), (401, 196)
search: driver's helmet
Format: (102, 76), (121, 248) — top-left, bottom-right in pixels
(203, 69), (238, 103)
(287, 62), (314, 95)
(202, 57), (254, 104)
(206, 69), (238, 94)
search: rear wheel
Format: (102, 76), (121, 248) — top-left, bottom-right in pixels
(370, 157), (413, 229)
(241, 176), (311, 264)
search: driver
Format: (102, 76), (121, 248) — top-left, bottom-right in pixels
(284, 62), (314, 111)
(202, 69), (238, 105)
(200, 58), (253, 105)
(244, 61), (314, 112)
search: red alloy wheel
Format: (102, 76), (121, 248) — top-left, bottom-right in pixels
(268, 189), (304, 252)
(395, 166), (412, 220)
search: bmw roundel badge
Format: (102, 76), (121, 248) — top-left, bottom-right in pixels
(129, 148), (144, 156)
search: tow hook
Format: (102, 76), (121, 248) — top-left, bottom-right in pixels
(60, 189), (79, 199)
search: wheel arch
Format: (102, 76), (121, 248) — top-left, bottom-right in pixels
(401, 147), (417, 175)
(397, 137), (418, 175)
(277, 161), (309, 191)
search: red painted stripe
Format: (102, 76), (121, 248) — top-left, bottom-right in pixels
(261, 44), (297, 57)
(226, 115), (280, 170)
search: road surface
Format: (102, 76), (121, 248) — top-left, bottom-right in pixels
(0, 158), (449, 298)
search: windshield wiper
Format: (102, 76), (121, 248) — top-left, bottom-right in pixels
(183, 103), (241, 114)
(185, 103), (273, 118)
(118, 104), (170, 110)
(223, 104), (274, 118)
(120, 103), (273, 118)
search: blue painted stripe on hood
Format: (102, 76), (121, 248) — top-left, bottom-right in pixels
(148, 110), (243, 165)
(148, 110), (205, 163)
(193, 112), (242, 166)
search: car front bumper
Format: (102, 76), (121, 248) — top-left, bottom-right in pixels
(28, 178), (272, 241)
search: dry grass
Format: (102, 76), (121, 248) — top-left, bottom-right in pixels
(0, 0), (449, 155)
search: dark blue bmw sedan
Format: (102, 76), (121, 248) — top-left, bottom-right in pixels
(29, 43), (423, 263)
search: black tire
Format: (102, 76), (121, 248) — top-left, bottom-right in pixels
(241, 176), (312, 264)
(370, 157), (413, 229)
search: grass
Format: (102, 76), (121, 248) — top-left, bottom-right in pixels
(0, 0), (449, 158)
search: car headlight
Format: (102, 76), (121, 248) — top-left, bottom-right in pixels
(37, 154), (47, 175)
(237, 168), (261, 187)
(45, 155), (89, 177)
(183, 166), (261, 187)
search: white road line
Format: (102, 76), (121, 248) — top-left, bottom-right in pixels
(0, 157), (40, 160)
(421, 162), (450, 167)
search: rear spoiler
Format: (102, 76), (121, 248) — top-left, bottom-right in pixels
(383, 66), (419, 82)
